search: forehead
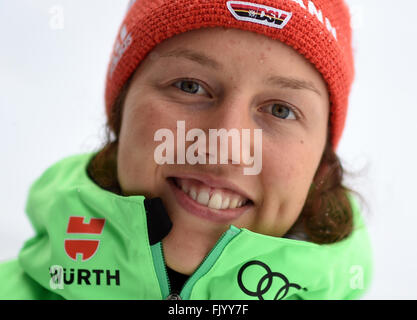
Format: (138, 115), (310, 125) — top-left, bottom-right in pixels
(143, 27), (328, 96)
(153, 27), (298, 63)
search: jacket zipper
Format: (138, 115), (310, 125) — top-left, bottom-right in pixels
(150, 241), (171, 299)
(150, 225), (241, 300)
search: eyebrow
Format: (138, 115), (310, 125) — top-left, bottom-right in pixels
(160, 48), (223, 71)
(264, 75), (322, 96)
(159, 48), (322, 96)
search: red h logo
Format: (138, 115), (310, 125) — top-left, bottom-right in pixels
(64, 217), (105, 261)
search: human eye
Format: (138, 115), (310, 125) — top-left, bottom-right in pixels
(172, 79), (210, 96)
(259, 101), (299, 120)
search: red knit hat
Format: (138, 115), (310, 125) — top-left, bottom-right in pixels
(105, 0), (354, 150)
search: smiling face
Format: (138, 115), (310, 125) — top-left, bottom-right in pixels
(116, 27), (330, 274)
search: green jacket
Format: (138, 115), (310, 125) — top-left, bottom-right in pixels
(0, 152), (373, 300)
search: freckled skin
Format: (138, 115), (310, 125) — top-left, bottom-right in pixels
(117, 27), (329, 274)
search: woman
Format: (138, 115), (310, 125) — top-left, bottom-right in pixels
(0, 0), (372, 299)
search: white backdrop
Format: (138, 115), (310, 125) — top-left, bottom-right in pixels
(1, 0), (416, 299)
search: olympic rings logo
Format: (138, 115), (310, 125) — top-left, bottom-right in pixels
(237, 260), (307, 300)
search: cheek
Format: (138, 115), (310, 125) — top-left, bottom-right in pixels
(117, 100), (178, 195)
(251, 140), (321, 236)
(262, 147), (297, 185)
(261, 139), (320, 199)
(119, 105), (159, 165)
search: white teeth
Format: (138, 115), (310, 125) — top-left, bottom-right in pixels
(229, 198), (239, 209)
(196, 189), (210, 206)
(208, 193), (223, 210)
(221, 197), (230, 209)
(176, 178), (249, 210)
(181, 183), (189, 194)
(189, 187), (197, 201)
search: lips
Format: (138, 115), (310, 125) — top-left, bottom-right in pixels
(173, 177), (249, 210)
(167, 174), (253, 223)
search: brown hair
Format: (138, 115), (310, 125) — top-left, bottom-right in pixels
(87, 74), (361, 245)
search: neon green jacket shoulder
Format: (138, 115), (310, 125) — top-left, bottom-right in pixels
(0, 152), (373, 300)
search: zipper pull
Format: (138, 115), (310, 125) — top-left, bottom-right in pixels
(166, 293), (182, 300)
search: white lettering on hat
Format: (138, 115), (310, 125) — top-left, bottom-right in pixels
(109, 24), (133, 78)
(308, 1), (323, 23)
(291, 0), (306, 9)
(290, 0), (338, 40)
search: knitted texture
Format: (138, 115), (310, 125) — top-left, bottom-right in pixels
(105, 0), (354, 149)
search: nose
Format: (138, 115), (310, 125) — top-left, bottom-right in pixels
(213, 96), (254, 130)
(196, 96), (257, 166)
